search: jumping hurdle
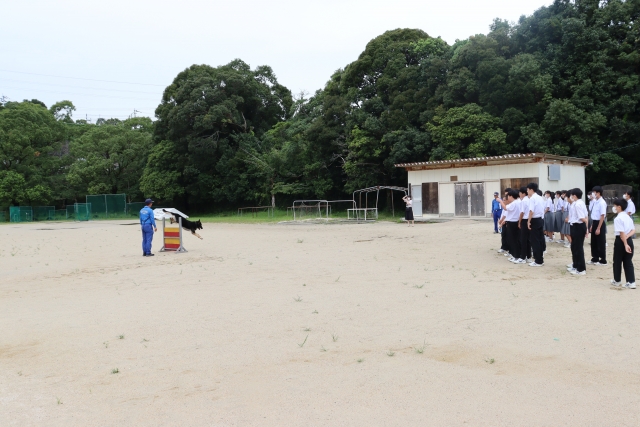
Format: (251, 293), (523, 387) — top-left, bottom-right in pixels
(154, 208), (188, 253)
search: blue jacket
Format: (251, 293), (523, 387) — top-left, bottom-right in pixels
(492, 199), (502, 213)
(139, 206), (156, 227)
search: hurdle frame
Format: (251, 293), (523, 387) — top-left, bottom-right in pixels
(159, 216), (188, 253)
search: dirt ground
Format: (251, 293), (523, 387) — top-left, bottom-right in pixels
(1, 218), (639, 426)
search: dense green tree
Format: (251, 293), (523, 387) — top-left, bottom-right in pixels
(67, 118), (153, 198)
(142, 60), (293, 208)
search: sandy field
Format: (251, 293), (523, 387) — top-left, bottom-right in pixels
(1, 218), (639, 426)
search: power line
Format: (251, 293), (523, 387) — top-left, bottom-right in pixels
(1, 85), (161, 101)
(0, 69), (166, 87)
(0, 77), (163, 94)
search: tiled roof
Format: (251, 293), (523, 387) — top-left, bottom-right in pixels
(395, 153), (591, 168)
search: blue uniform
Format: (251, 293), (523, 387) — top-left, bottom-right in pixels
(492, 199), (502, 233)
(139, 206), (156, 255)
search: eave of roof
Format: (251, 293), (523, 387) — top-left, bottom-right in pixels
(395, 153), (592, 170)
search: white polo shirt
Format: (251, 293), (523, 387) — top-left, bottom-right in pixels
(520, 196), (530, 217)
(557, 198), (566, 212)
(626, 199), (636, 216)
(529, 193), (545, 218)
(506, 199), (521, 222)
(614, 212), (635, 236)
(545, 197), (553, 213)
(570, 199), (588, 224)
(590, 197), (607, 220)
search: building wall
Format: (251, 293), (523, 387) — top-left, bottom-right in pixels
(407, 162), (587, 217)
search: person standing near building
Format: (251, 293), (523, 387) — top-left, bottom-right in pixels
(527, 183), (545, 267)
(140, 198), (157, 257)
(500, 189), (521, 262)
(610, 198), (636, 288)
(402, 195), (414, 227)
(492, 192), (502, 233)
(589, 186), (608, 265)
(544, 191), (555, 241)
(567, 189), (589, 275)
(512, 187), (531, 264)
(497, 189), (512, 255)
(624, 191), (636, 219)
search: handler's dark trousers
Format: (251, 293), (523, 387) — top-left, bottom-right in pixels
(507, 221), (520, 258)
(520, 223), (531, 260)
(590, 222), (607, 264)
(570, 222), (587, 273)
(501, 222), (509, 251)
(530, 217), (545, 264)
(613, 236), (635, 284)
(493, 210), (502, 233)
(142, 224), (154, 255)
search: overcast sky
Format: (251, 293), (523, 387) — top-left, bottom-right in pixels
(1, 0), (552, 122)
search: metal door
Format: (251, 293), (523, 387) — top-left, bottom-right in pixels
(411, 184), (422, 217)
(454, 184), (469, 216)
(470, 182), (485, 217)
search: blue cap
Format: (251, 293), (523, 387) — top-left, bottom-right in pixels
(144, 198), (154, 205)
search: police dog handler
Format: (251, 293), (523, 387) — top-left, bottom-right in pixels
(140, 198), (157, 257)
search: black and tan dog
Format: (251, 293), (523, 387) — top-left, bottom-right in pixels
(164, 210), (204, 239)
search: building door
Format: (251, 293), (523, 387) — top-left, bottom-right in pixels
(470, 182), (485, 217)
(454, 184), (469, 217)
(411, 184), (422, 217)
(422, 182), (439, 215)
(455, 182), (485, 217)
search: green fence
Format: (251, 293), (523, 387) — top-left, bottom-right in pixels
(126, 202), (146, 217)
(10, 206), (33, 222)
(0, 211), (7, 222)
(86, 194), (127, 219)
(33, 206), (55, 221)
(74, 203), (92, 221)
(53, 209), (70, 221)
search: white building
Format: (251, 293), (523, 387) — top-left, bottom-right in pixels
(395, 153), (591, 219)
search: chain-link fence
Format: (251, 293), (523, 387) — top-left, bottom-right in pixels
(10, 206), (33, 222)
(33, 206), (55, 221)
(0, 210), (7, 222)
(74, 203), (92, 221)
(126, 202), (146, 217)
(86, 194), (127, 219)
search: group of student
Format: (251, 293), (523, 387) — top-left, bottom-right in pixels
(493, 185), (636, 288)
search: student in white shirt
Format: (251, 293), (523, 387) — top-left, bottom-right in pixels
(526, 183), (546, 266)
(611, 198), (635, 289)
(499, 189), (521, 261)
(543, 191), (555, 241)
(558, 190), (569, 243)
(624, 191), (636, 218)
(587, 191), (595, 231)
(589, 186), (608, 265)
(562, 194), (574, 248)
(497, 188), (512, 255)
(511, 187), (531, 264)
(402, 195), (414, 227)
(566, 188), (589, 275)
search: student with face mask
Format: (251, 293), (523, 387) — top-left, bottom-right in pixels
(623, 191), (636, 218)
(553, 191), (563, 242)
(610, 198), (635, 289)
(499, 189), (521, 262)
(544, 191), (555, 241)
(589, 186), (608, 265)
(566, 189), (589, 275)
(562, 192), (573, 248)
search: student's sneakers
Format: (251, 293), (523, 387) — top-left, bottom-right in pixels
(504, 253), (512, 257)
(594, 262), (608, 266)
(566, 263), (573, 268)
(564, 243), (571, 248)
(514, 259), (527, 264)
(558, 240), (565, 244)
(529, 262), (544, 267)
(624, 282), (636, 289)
(525, 258), (532, 263)
(610, 279), (622, 287)
(570, 269), (586, 275)
(498, 249), (505, 253)
(587, 260), (597, 265)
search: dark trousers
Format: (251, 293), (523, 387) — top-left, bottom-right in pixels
(570, 222), (587, 272)
(590, 221), (607, 264)
(530, 217), (545, 264)
(520, 223), (531, 260)
(507, 221), (520, 258)
(493, 210), (502, 232)
(501, 222), (509, 251)
(613, 237), (635, 284)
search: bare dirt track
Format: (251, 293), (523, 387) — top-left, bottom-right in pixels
(1, 219), (639, 427)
